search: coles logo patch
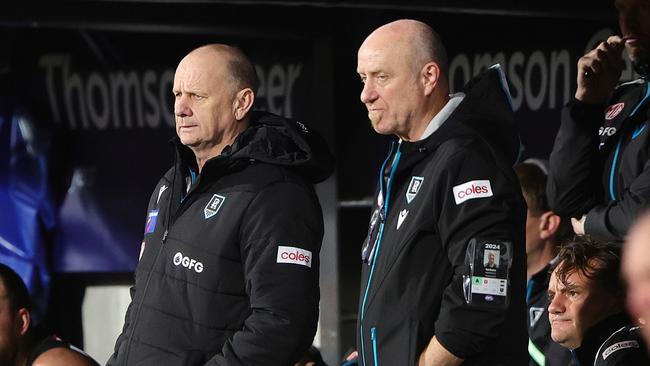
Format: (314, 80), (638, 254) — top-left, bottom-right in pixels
(605, 102), (625, 120)
(277, 246), (312, 268)
(452, 180), (493, 205)
(602, 340), (639, 359)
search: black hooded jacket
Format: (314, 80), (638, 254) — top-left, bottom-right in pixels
(108, 111), (334, 366)
(548, 78), (650, 241)
(356, 66), (528, 365)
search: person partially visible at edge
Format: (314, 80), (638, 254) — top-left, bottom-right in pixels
(355, 19), (528, 365)
(0, 263), (99, 366)
(547, 0), (650, 241)
(107, 44), (334, 365)
(514, 160), (572, 366)
(548, 236), (650, 365)
(622, 211), (650, 349)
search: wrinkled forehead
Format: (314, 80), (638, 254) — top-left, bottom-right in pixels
(174, 52), (230, 89)
(357, 38), (413, 72)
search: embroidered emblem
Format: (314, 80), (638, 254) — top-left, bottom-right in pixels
(406, 176), (424, 204)
(605, 102), (625, 120)
(204, 194), (226, 219)
(529, 307), (544, 327)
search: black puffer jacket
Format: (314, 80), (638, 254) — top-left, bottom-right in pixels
(108, 111), (334, 366)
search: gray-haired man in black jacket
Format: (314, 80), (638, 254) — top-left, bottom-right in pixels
(356, 19), (527, 366)
(108, 44), (334, 366)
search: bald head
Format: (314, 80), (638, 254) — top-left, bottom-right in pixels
(182, 44), (258, 94)
(362, 19), (448, 76)
(357, 19), (450, 140)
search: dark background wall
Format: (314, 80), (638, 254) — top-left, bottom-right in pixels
(0, 1), (621, 364)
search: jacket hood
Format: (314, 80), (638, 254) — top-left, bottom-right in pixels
(174, 111), (335, 184)
(409, 65), (521, 166)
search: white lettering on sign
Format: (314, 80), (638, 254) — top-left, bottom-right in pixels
(39, 54), (302, 130)
(448, 28), (637, 112)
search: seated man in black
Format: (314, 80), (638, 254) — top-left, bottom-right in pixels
(548, 237), (649, 365)
(0, 263), (98, 366)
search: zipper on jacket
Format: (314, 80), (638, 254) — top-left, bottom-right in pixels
(359, 142), (401, 366)
(608, 84), (650, 201)
(371, 327), (379, 366)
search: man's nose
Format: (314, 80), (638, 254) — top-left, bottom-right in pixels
(548, 294), (564, 314)
(175, 95), (192, 117)
(360, 81), (378, 104)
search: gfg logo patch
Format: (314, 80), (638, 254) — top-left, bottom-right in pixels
(173, 252), (204, 273)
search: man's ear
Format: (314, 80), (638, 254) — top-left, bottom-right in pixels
(16, 308), (30, 336)
(233, 88), (255, 121)
(539, 211), (561, 240)
(421, 62), (441, 96)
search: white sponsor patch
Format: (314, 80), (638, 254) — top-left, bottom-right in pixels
(452, 180), (493, 205)
(602, 340), (639, 359)
(397, 209), (408, 230)
(172, 252), (204, 273)
(277, 246), (312, 268)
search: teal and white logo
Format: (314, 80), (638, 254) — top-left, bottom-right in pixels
(204, 194), (226, 219)
(406, 176), (424, 204)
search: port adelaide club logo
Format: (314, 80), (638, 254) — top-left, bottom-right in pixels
(204, 194), (226, 219)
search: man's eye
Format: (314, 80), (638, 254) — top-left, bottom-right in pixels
(193, 94), (205, 100)
(359, 77), (366, 84)
(377, 74), (388, 81)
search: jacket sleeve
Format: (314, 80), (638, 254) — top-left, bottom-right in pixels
(433, 146), (527, 359)
(205, 180), (322, 366)
(584, 157), (650, 241)
(547, 99), (606, 219)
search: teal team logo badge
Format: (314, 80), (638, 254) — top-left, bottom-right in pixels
(406, 176), (424, 204)
(204, 194), (226, 219)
